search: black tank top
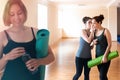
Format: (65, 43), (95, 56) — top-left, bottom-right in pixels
(2, 27), (40, 80)
(94, 28), (108, 57)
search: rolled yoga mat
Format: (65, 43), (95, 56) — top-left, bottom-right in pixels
(36, 29), (49, 80)
(87, 51), (119, 68)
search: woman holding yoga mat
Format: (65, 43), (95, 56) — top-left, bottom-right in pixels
(0, 0), (54, 80)
(73, 16), (95, 80)
(92, 14), (112, 80)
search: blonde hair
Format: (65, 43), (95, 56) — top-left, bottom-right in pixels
(3, 0), (27, 26)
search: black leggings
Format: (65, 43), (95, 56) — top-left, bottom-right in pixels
(73, 57), (91, 80)
(97, 61), (111, 80)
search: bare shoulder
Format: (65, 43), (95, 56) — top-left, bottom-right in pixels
(105, 28), (109, 31)
(104, 28), (111, 37)
(81, 29), (86, 34)
(29, 27), (39, 37)
(31, 27), (38, 33)
(104, 28), (110, 34)
(0, 31), (6, 41)
(0, 31), (7, 47)
(80, 29), (85, 33)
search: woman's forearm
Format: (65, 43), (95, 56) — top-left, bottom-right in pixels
(0, 55), (8, 71)
(104, 44), (111, 57)
(88, 30), (95, 43)
(38, 47), (55, 65)
(38, 53), (55, 65)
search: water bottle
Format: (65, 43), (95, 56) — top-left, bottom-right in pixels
(22, 53), (38, 74)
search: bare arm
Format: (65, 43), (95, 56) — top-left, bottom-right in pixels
(0, 32), (8, 71)
(102, 28), (112, 63)
(37, 46), (55, 65)
(104, 29), (112, 56)
(81, 29), (94, 43)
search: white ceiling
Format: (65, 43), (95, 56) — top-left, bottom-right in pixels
(47, 0), (120, 8)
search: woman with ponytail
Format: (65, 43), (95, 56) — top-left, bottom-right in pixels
(73, 16), (95, 80)
(92, 14), (112, 80)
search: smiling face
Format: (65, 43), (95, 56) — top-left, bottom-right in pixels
(91, 19), (100, 29)
(9, 4), (26, 27)
(3, 0), (27, 26)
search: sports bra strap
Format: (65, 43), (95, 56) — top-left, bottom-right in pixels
(31, 27), (35, 38)
(4, 28), (35, 41)
(102, 28), (106, 35)
(4, 30), (11, 40)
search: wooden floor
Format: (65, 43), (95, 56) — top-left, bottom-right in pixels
(45, 38), (120, 80)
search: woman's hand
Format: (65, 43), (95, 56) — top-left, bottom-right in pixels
(101, 55), (108, 63)
(93, 39), (98, 45)
(26, 59), (40, 71)
(90, 25), (96, 32)
(3, 47), (25, 61)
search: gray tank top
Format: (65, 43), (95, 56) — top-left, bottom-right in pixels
(76, 37), (91, 58)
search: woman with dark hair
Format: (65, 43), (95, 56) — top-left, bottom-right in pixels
(73, 16), (95, 80)
(0, 0), (55, 80)
(92, 14), (112, 80)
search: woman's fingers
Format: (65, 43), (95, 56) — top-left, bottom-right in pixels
(26, 59), (39, 71)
